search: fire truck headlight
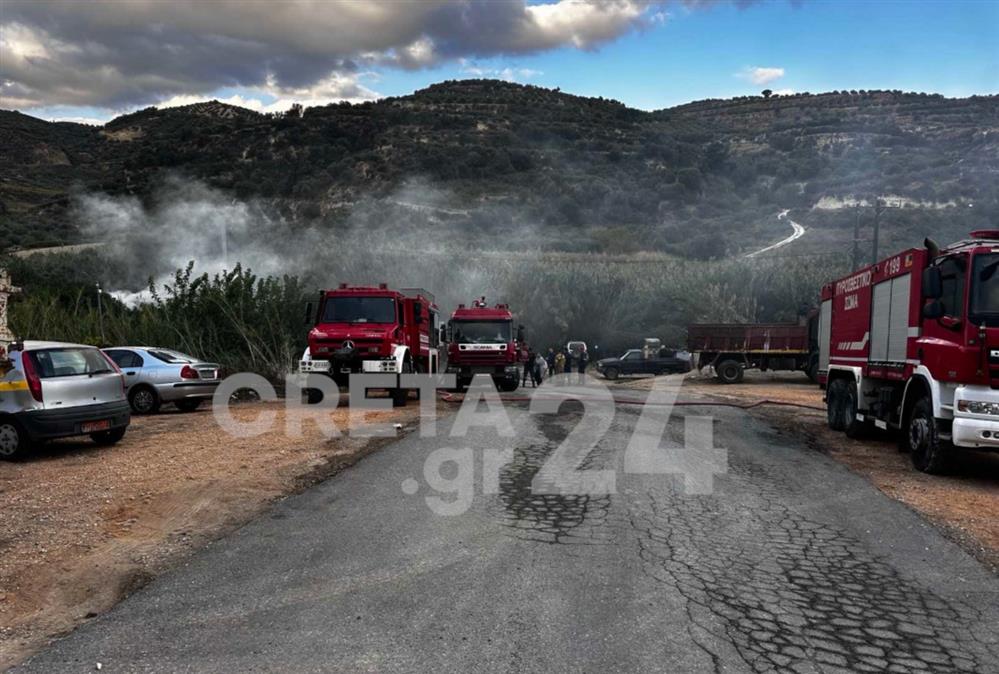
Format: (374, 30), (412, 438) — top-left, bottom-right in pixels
(957, 400), (999, 416)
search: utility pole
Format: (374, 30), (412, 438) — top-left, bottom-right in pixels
(871, 198), (884, 264)
(96, 283), (106, 345)
(852, 206), (861, 271)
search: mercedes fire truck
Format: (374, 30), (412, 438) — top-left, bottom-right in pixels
(299, 284), (441, 406)
(819, 229), (999, 473)
(443, 297), (527, 391)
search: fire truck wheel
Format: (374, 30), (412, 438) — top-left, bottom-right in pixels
(715, 360), (744, 385)
(0, 418), (28, 460)
(826, 379), (847, 431)
(304, 388), (324, 405)
(908, 398), (949, 474)
(843, 383), (868, 439)
(392, 360), (413, 407)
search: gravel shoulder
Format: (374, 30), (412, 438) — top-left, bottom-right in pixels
(616, 371), (999, 574)
(0, 398), (420, 669)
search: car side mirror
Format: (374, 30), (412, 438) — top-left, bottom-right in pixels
(922, 299), (944, 320)
(304, 302), (313, 326)
(922, 267), (942, 300)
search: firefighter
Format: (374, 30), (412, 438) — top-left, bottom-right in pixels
(523, 350), (536, 387)
(555, 350), (566, 375)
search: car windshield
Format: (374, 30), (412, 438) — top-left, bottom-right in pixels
(453, 321), (512, 344)
(971, 253), (999, 326)
(148, 349), (199, 364)
(29, 348), (114, 378)
(322, 297), (396, 324)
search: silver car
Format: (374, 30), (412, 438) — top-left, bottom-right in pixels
(103, 347), (221, 414)
(0, 340), (130, 459)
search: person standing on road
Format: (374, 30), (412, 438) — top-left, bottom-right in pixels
(534, 354), (547, 387)
(546, 348), (556, 375)
(555, 350), (566, 376)
(523, 350), (536, 387)
(577, 347), (589, 384)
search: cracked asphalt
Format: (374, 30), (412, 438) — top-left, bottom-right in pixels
(14, 388), (999, 673)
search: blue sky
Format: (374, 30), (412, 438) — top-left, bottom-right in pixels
(5, 0), (997, 124)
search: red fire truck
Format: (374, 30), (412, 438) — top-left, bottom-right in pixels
(299, 284), (441, 406)
(443, 297), (527, 391)
(819, 230), (999, 473)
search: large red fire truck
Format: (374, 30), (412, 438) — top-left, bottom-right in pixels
(299, 284), (441, 406)
(819, 230), (999, 473)
(443, 297), (527, 391)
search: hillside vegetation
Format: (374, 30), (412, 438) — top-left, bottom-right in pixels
(2, 80), (997, 258)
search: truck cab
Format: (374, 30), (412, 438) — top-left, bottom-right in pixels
(299, 284), (440, 405)
(443, 298), (525, 391)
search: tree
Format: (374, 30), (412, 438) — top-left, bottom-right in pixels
(762, 89), (773, 99)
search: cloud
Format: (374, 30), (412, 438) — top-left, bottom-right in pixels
(0, 0), (664, 111)
(739, 66), (786, 86)
(459, 60), (543, 82)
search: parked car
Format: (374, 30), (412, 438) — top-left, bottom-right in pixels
(103, 347), (221, 414)
(595, 347), (692, 380)
(0, 340), (130, 459)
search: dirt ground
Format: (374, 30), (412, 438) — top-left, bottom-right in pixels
(619, 370), (999, 575)
(0, 397), (421, 669)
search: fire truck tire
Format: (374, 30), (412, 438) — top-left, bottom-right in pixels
(826, 378), (847, 431)
(843, 382), (869, 439)
(716, 360), (744, 385)
(908, 398), (949, 474)
(498, 380), (519, 392)
(603, 367), (620, 381)
(392, 360), (413, 407)
(0, 418), (28, 460)
(305, 388), (324, 405)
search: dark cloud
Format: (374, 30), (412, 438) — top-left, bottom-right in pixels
(0, 1), (678, 110)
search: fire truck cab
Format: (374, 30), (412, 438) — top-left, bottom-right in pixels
(299, 284), (441, 406)
(443, 297), (526, 391)
(819, 230), (999, 473)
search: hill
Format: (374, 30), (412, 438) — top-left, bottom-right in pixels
(2, 80), (997, 258)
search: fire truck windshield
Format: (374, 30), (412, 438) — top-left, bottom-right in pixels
(971, 253), (999, 326)
(453, 321), (512, 344)
(322, 297), (396, 324)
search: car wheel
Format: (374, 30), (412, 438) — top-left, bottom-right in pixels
(128, 386), (161, 415)
(909, 398), (948, 474)
(175, 399), (203, 413)
(827, 378), (847, 431)
(715, 359), (744, 384)
(604, 367), (620, 381)
(0, 419), (27, 460)
(91, 427), (127, 446)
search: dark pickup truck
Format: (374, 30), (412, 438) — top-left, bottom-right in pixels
(595, 348), (692, 380)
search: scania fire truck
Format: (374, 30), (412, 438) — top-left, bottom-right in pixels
(299, 284), (441, 406)
(819, 230), (999, 473)
(443, 297), (526, 392)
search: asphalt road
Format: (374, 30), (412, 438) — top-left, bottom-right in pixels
(14, 386), (999, 673)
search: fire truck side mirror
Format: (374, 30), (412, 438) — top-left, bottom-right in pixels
(922, 267), (942, 300)
(304, 302), (313, 326)
(922, 299), (944, 320)
(517, 325), (526, 343)
(439, 326), (447, 344)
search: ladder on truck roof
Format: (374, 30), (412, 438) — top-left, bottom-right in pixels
(400, 288), (435, 304)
